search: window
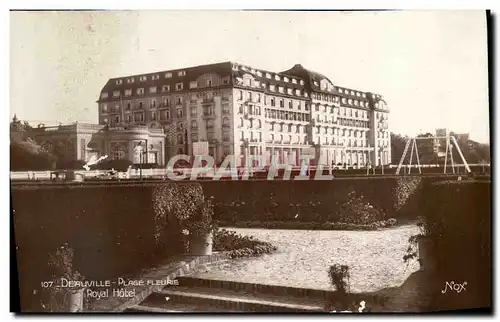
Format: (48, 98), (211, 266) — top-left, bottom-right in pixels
(206, 79), (213, 87)
(191, 120), (198, 129)
(271, 98), (275, 107)
(177, 108), (183, 118)
(275, 75), (281, 81)
(150, 99), (157, 108)
(138, 101), (143, 109)
(191, 133), (198, 142)
(348, 99), (353, 105)
(101, 104), (108, 113)
(222, 104), (230, 115)
(350, 91), (355, 96)
(278, 86), (284, 93)
(175, 83), (183, 91)
(126, 102), (131, 110)
(115, 79), (123, 85)
(127, 78), (135, 84)
(176, 97), (183, 105)
(113, 90), (120, 97)
(125, 89), (132, 97)
(152, 75), (160, 80)
(266, 73), (271, 79)
(165, 72), (172, 78)
(342, 98), (347, 104)
(101, 92), (108, 99)
(149, 86), (157, 94)
(280, 99), (284, 108)
(139, 76), (147, 82)
(223, 117), (230, 128)
(137, 88), (145, 95)
(178, 70), (186, 77)
(189, 81), (198, 89)
(151, 112), (157, 120)
(270, 84), (276, 92)
(161, 85), (170, 93)
(190, 106), (197, 117)
(222, 76), (230, 84)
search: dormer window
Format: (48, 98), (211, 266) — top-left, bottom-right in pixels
(256, 71), (262, 77)
(139, 76), (147, 82)
(266, 73), (271, 79)
(350, 91), (355, 96)
(292, 79), (297, 84)
(300, 80), (305, 85)
(137, 88), (145, 95)
(152, 75), (160, 80)
(178, 70), (186, 77)
(284, 77), (289, 83)
(115, 79), (122, 85)
(127, 78), (135, 84)
(113, 90), (120, 97)
(165, 72), (172, 78)
(270, 84), (276, 92)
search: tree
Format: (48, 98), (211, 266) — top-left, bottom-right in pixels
(10, 137), (57, 171)
(10, 116), (57, 171)
(390, 133), (408, 165)
(416, 133), (438, 165)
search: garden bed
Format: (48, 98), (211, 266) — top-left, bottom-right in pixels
(218, 219), (398, 231)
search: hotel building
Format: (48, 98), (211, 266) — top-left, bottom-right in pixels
(97, 62), (391, 167)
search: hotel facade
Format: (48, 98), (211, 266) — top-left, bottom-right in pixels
(97, 62), (391, 167)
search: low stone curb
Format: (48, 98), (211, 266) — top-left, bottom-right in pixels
(86, 252), (230, 312)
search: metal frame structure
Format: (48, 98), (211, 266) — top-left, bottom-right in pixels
(395, 134), (471, 175)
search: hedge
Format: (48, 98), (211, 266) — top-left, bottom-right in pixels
(201, 177), (426, 225)
(12, 182), (204, 312)
(422, 180), (491, 311)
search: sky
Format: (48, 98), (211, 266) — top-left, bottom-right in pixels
(9, 10), (490, 143)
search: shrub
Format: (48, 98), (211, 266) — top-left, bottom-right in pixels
(213, 229), (277, 259)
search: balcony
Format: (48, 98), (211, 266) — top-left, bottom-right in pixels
(203, 112), (216, 119)
(190, 99), (198, 104)
(175, 101), (183, 107)
(243, 113), (255, 120)
(202, 98), (214, 105)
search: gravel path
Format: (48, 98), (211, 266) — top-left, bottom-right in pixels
(193, 225), (420, 293)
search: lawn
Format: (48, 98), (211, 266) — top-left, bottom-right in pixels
(191, 225), (420, 293)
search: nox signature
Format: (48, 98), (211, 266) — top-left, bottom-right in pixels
(441, 281), (467, 294)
